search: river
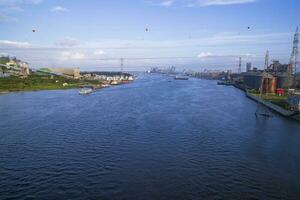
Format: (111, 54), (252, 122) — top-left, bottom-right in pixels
(1, 73), (300, 200)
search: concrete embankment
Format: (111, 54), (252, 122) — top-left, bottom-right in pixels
(233, 83), (247, 92)
(246, 91), (300, 119)
(219, 82), (300, 121)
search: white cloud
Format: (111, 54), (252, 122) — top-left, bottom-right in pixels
(3, 6), (24, 12)
(0, 0), (42, 6)
(56, 37), (79, 47)
(157, 0), (257, 7)
(195, 0), (257, 7)
(0, 31), (291, 70)
(0, 40), (32, 48)
(93, 50), (106, 55)
(50, 6), (68, 12)
(61, 51), (85, 60)
(197, 52), (212, 58)
(0, 0), (42, 23)
(161, 0), (175, 7)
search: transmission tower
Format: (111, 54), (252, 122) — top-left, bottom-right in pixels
(264, 50), (269, 70)
(290, 27), (299, 74)
(120, 57), (124, 72)
(238, 57), (242, 74)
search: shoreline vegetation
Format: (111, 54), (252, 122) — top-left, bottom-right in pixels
(245, 89), (290, 109)
(1, 56), (134, 94)
(0, 73), (130, 94)
(232, 84), (300, 121)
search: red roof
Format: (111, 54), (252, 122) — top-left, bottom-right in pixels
(276, 88), (285, 94)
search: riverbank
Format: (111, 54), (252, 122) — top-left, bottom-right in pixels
(246, 91), (300, 121)
(0, 74), (98, 93)
(216, 81), (300, 121)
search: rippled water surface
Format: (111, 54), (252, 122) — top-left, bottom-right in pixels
(1, 74), (300, 200)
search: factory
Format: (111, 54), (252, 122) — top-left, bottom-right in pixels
(243, 71), (277, 93)
(243, 60), (295, 93)
(241, 27), (299, 93)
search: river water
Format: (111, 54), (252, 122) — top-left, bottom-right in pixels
(1, 74), (300, 200)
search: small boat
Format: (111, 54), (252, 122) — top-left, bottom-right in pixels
(217, 81), (232, 86)
(79, 88), (93, 95)
(110, 80), (120, 85)
(174, 76), (189, 80)
(101, 84), (110, 88)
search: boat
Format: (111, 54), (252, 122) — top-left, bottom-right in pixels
(101, 84), (110, 88)
(174, 76), (189, 80)
(217, 81), (233, 86)
(79, 88), (93, 95)
(110, 80), (120, 85)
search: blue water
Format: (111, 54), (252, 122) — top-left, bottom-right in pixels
(1, 74), (300, 200)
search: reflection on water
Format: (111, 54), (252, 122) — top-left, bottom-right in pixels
(1, 73), (300, 200)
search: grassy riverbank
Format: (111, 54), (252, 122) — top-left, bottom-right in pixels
(0, 74), (102, 93)
(249, 91), (290, 109)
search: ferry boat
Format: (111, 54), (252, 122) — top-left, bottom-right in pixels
(79, 88), (93, 95)
(174, 76), (189, 80)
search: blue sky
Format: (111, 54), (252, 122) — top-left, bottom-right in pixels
(0, 0), (299, 71)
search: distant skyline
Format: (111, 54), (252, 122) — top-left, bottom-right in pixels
(0, 0), (299, 71)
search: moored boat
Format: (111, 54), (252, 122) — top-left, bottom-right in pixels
(110, 80), (120, 85)
(79, 88), (93, 95)
(101, 84), (110, 88)
(174, 76), (189, 80)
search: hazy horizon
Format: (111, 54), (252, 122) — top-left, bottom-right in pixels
(0, 0), (299, 72)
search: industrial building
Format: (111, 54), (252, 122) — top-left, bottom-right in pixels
(243, 71), (276, 93)
(267, 60), (292, 74)
(246, 62), (252, 72)
(243, 71), (294, 92)
(241, 27), (299, 92)
(276, 73), (295, 88)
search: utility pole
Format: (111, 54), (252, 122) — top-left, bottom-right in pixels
(238, 57), (242, 74)
(290, 27), (299, 74)
(264, 50), (269, 70)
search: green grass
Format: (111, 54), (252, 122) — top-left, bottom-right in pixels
(250, 92), (290, 110)
(0, 73), (102, 93)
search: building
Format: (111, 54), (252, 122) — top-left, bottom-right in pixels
(246, 62), (252, 72)
(19, 62), (30, 76)
(243, 71), (277, 93)
(287, 95), (300, 111)
(3, 60), (30, 77)
(276, 73), (295, 89)
(276, 88), (285, 96)
(267, 60), (292, 74)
